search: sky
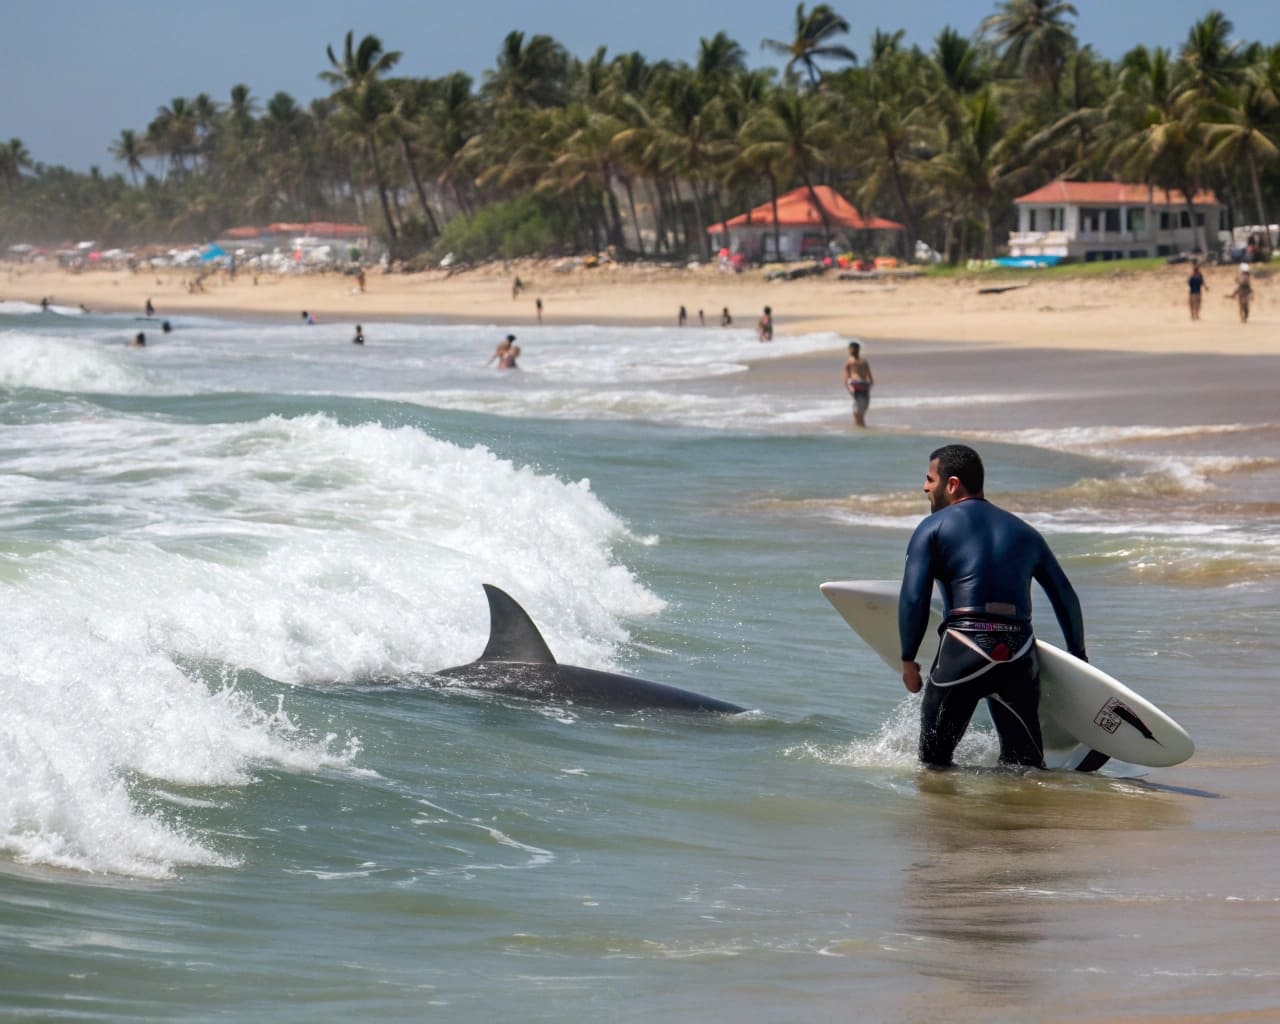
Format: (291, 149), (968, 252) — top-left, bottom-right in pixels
(3, 0), (1278, 174)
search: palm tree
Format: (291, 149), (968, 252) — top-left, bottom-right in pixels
(759, 89), (842, 243)
(483, 31), (571, 109)
(321, 30), (403, 241)
(0, 137), (32, 193)
(697, 31), (747, 92)
(980, 0), (1079, 97)
(386, 77), (442, 236)
(927, 88), (1022, 259)
(1106, 45), (1210, 252)
(1180, 10), (1246, 105)
(762, 3), (857, 86)
(109, 129), (146, 185)
(1203, 64), (1280, 253)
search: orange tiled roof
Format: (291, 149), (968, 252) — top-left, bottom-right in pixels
(708, 185), (904, 232)
(1015, 181), (1219, 206)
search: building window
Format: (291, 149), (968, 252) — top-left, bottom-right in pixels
(1160, 212), (1172, 230)
(1104, 209), (1121, 232)
(1028, 209), (1037, 231)
(1180, 211), (1191, 228)
(1048, 207), (1064, 230)
(1126, 209), (1146, 233)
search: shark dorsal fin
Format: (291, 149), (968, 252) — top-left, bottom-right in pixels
(479, 584), (558, 664)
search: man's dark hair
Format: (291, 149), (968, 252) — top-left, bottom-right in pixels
(930, 444), (984, 494)
(848, 341), (860, 355)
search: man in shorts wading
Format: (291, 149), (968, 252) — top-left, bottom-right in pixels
(899, 444), (1087, 768)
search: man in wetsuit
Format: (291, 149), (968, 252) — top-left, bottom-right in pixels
(899, 444), (1086, 768)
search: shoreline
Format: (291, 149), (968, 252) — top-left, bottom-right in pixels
(4, 259), (1274, 357)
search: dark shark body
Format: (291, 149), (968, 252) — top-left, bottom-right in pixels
(435, 585), (746, 713)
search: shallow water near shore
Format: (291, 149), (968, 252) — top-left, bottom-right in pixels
(2, 310), (1278, 1021)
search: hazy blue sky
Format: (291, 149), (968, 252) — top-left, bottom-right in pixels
(3, 0), (1277, 173)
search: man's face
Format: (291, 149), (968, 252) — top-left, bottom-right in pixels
(924, 458), (953, 513)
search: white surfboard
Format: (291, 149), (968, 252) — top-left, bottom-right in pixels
(820, 580), (1194, 770)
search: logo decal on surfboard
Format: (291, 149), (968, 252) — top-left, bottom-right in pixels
(1094, 698), (1161, 743)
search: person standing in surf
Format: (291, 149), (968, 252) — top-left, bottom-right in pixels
(842, 341), (873, 427)
(899, 444), (1087, 769)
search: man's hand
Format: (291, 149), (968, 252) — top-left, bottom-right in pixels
(902, 660), (923, 693)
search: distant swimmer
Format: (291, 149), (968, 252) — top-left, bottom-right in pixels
(130, 331), (146, 347)
(162, 320), (172, 333)
(487, 334), (515, 366)
(145, 298), (155, 317)
(301, 310), (314, 324)
(79, 303), (91, 314)
(40, 297), (49, 312)
(352, 324), (365, 345)
(499, 344), (521, 370)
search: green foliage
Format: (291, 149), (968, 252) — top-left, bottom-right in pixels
(3, 10), (1279, 263)
(433, 194), (568, 262)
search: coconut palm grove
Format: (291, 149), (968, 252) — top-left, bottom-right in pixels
(2, 2), (1277, 264)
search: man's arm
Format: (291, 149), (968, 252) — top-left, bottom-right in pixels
(899, 523), (936, 690)
(1034, 545), (1086, 660)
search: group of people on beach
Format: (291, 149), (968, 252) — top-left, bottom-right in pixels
(1188, 261), (1257, 323)
(673, 304), (773, 340)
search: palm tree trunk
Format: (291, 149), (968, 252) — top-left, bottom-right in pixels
(798, 169), (832, 247)
(769, 172), (782, 260)
(621, 175), (645, 256)
(399, 135), (440, 236)
(688, 178), (711, 260)
(365, 131), (399, 241)
(886, 154), (919, 254)
(1246, 154), (1274, 255)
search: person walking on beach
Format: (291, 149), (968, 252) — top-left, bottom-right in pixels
(842, 341), (874, 427)
(535, 297), (543, 323)
(487, 334), (515, 366)
(721, 307), (732, 326)
(145, 298), (155, 317)
(1227, 264), (1253, 322)
(1187, 262), (1207, 321)
(352, 325), (365, 345)
(899, 444), (1086, 769)
(678, 305), (687, 327)
(757, 306), (773, 342)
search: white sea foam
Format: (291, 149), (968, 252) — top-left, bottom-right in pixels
(0, 411), (662, 875)
(0, 331), (154, 393)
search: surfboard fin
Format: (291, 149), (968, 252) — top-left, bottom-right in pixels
(478, 584), (558, 664)
(1074, 749), (1110, 773)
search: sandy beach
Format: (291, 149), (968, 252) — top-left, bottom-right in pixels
(4, 259), (1273, 357)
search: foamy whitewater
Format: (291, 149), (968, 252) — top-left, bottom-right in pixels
(2, 308), (1278, 1022)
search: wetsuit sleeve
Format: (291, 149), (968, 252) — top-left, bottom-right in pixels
(899, 521), (936, 661)
(1033, 543), (1087, 661)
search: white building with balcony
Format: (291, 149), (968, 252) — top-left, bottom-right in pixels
(1009, 181), (1226, 261)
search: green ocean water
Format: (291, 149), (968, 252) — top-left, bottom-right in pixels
(2, 308), (1278, 1021)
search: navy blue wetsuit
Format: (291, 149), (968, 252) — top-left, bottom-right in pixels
(900, 498), (1085, 768)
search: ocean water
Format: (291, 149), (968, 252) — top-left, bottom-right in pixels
(2, 305), (1278, 1021)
